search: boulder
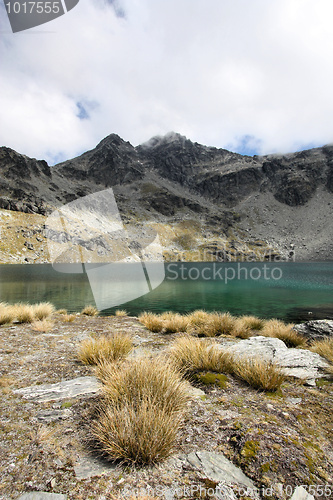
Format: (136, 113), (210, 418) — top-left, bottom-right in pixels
(293, 320), (333, 340)
(185, 451), (258, 497)
(13, 376), (101, 402)
(221, 336), (330, 386)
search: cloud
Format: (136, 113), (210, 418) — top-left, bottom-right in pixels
(1, 0), (333, 164)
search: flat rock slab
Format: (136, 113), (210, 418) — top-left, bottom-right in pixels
(17, 493), (67, 500)
(290, 486), (315, 500)
(293, 320), (333, 340)
(185, 450), (257, 493)
(222, 336), (330, 385)
(74, 454), (118, 480)
(14, 376), (101, 402)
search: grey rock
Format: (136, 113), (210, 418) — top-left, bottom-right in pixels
(14, 376), (100, 402)
(17, 493), (67, 500)
(74, 454), (118, 480)
(290, 486), (315, 500)
(293, 320), (333, 340)
(35, 409), (72, 422)
(222, 336), (330, 385)
(185, 451), (258, 494)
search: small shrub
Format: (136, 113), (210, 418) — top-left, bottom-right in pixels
(81, 305), (98, 316)
(310, 337), (333, 364)
(232, 356), (285, 392)
(93, 357), (189, 464)
(31, 319), (54, 333)
(78, 333), (133, 365)
(138, 312), (164, 333)
(168, 335), (234, 376)
(261, 319), (306, 347)
(32, 302), (55, 320)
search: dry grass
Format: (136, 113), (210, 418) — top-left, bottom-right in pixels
(310, 337), (333, 364)
(261, 319), (306, 347)
(62, 314), (76, 323)
(160, 311), (189, 333)
(93, 357), (189, 464)
(231, 356), (286, 392)
(78, 333), (133, 365)
(230, 318), (253, 339)
(33, 302), (55, 320)
(31, 319), (54, 333)
(14, 304), (35, 323)
(56, 309), (67, 315)
(138, 312), (164, 333)
(0, 303), (15, 325)
(238, 315), (265, 331)
(168, 335), (234, 376)
(81, 305), (98, 316)
(0, 376), (15, 387)
(115, 309), (127, 317)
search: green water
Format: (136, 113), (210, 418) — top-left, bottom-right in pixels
(0, 262), (332, 322)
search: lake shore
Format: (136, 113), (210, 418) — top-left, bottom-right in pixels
(1, 313), (332, 499)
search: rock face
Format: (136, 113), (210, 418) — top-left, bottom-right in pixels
(221, 336), (330, 386)
(13, 376), (101, 402)
(1, 132), (333, 261)
(293, 320), (333, 340)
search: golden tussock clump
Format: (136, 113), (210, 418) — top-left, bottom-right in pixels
(92, 357), (189, 464)
(81, 305), (98, 316)
(77, 333), (133, 365)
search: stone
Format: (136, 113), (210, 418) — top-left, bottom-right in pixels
(293, 320), (333, 340)
(74, 454), (118, 480)
(221, 336), (330, 386)
(290, 485), (315, 500)
(35, 409), (72, 422)
(17, 493), (67, 500)
(14, 376), (100, 402)
(184, 451), (258, 496)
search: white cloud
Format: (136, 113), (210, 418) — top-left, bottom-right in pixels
(1, 0), (333, 164)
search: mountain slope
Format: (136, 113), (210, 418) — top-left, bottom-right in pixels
(0, 133), (332, 263)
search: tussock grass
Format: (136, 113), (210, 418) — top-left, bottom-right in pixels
(81, 305), (98, 316)
(0, 303), (15, 325)
(33, 302), (55, 320)
(138, 312), (164, 333)
(238, 315), (265, 331)
(14, 304), (35, 323)
(231, 356), (285, 391)
(168, 335), (234, 376)
(160, 311), (189, 333)
(93, 357), (189, 464)
(310, 337), (333, 364)
(262, 319), (306, 347)
(187, 311), (236, 337)
(115, 309), (127, 317)
(62, 313), (76, 322)
(56, 309), (67, 315)
(31, 319), (54, 333)
(230, 318), (253, 339)
(78, 333), (133, 365)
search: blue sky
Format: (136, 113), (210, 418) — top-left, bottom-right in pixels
(1, 0), (333, 164)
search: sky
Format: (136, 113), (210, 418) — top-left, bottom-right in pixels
(1, 0), (333, 165)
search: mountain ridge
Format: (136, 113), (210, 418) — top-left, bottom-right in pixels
(0, 133), (332, 263)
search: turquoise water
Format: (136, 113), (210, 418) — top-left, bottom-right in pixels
(0, 262), (332, 322)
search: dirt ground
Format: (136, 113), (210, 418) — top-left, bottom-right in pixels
(0, 314), (332, 500)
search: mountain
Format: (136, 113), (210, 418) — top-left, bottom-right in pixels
(0, 133), (333, 263)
